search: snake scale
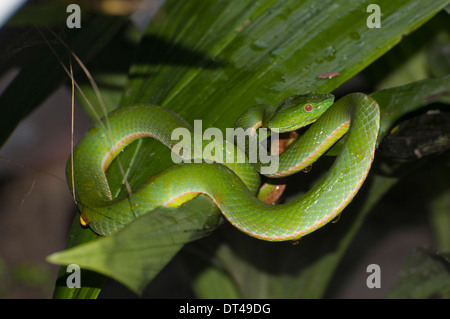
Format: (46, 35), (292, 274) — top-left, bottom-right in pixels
(67, 92), (380, 241)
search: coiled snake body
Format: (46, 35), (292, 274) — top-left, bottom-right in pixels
(68, 93), (380, 241)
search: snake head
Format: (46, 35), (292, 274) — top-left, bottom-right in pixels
(265, 93), (334, 132)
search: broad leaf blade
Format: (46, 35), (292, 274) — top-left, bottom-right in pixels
(46, 0), (450, 297)
(48, 75), (450, 297)
(51, 214), (104, 299)
(372, 74), (450, 144)
(48, 196), (221, 295)
(110, 0), (450, 203)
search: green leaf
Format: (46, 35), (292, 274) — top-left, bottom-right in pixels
(48, 75), (450, 297)
(51, 214), (104, 299)
(327, 74), (450, 156)
(74, 21), (142, 120)
(48, 196), (221, 295)
(371, 74), (450, 144)
(386, 248), (450, 299)
(364, 11), (450, 90)
(46, 0), (450, 297)
(106, 0), (450, 203)
(190, 261), (241, 299)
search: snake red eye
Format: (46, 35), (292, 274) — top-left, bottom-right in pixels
(304, 104), (313, 112)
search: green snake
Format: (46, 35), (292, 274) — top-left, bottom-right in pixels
(67, 92), (380, 241)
